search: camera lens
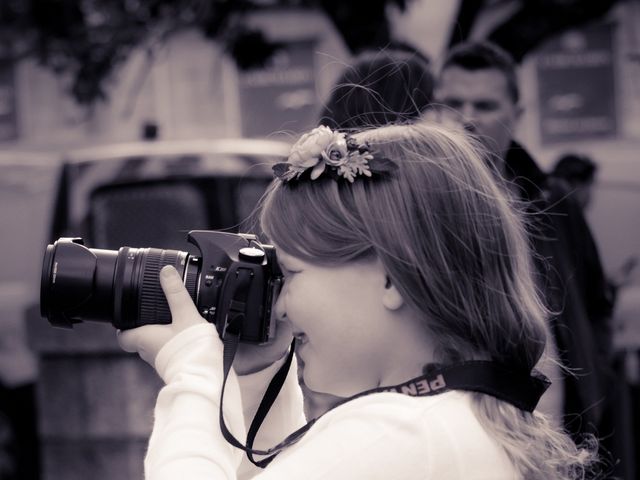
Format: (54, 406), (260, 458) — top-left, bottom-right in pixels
(40, 238), (199, 330)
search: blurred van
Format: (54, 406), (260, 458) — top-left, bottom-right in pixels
(0, 137), (290, 480)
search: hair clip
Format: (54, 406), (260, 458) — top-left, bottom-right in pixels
(273, 126), (398, 183)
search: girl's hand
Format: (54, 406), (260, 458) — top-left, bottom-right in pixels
(117, 264), (293, 374)
(233, 319), (293, 376)
(117, 265), (207, 366)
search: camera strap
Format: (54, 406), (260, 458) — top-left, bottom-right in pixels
(219, 333), (302, 467)
(217, 334), (551, 469)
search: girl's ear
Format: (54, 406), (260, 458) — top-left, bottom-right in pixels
(382, 276), (404, 311)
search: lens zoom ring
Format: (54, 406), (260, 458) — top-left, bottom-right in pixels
(139, 249), (179, 324)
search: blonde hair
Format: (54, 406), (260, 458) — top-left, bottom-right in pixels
(258, 122), (597, 478)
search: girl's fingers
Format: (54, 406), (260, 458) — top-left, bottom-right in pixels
(117, 328), (140, 352)
(116, 266), (205, 365)
(159, 265), (200, 322)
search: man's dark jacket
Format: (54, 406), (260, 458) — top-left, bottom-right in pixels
(505, 142), (613, 437)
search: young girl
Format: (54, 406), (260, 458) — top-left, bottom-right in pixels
(118, 122), (597, 479)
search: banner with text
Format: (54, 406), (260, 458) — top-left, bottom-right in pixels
(537, 23), (617, 144)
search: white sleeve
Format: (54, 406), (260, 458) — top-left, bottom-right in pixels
(144, 323), (307, 480)
(145, 323), (245, 480)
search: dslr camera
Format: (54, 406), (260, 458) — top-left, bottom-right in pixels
(40, 230), (283, 344)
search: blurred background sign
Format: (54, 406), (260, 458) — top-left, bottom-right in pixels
(536, 23), (617, 144)
(238, 39), (318, 138)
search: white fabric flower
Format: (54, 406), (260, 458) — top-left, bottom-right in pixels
(288, 126), (337, 170)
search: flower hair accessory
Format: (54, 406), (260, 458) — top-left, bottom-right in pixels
(273, 126), (398, 183)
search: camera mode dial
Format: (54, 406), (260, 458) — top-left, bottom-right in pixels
(238, 247), (265, 264)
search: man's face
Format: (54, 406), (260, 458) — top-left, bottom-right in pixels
(435, 66), (522, 159)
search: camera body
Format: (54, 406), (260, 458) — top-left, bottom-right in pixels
(40, 230), (283, 344)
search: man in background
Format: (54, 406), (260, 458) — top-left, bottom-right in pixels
(434, 40), (624, 474)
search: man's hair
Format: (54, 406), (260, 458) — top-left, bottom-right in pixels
(441, 41), (519, 103)
(551, 153), (597, 184)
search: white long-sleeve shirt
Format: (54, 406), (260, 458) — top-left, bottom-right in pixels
(145, 323), (519, 479)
